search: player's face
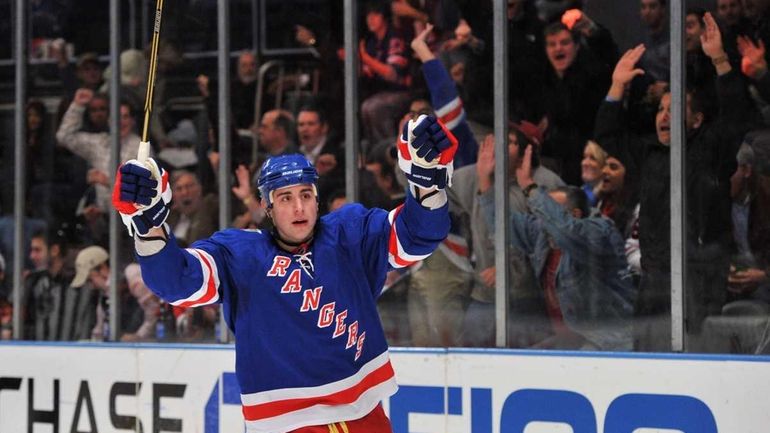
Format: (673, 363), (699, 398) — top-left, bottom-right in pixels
(269, 184), (318, 244)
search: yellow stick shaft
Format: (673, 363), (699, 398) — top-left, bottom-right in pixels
(140, 0), (164, 146)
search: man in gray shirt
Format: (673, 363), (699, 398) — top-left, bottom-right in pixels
(450, 122), (564, 347)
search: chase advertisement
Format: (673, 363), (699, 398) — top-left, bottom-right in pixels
(0, 343), (768, 432)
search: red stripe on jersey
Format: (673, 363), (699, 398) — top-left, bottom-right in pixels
(387, 205), (414, 267)
(177, 250), (218, 307)
(241, 361), (395, 421)
(443, 237), (469, 257)
(439, 100), (463, 126)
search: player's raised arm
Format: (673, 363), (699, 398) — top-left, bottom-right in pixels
(112, 157), (225, 308)
(385, 115), (453, 269)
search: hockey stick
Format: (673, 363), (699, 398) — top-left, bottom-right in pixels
(137, 0), (164, 164)
(135, 0), (164, 208)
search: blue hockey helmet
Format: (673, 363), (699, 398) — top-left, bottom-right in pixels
(257, 154), (319, 207)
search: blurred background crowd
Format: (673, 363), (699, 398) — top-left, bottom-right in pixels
(1, 0), (770, 355)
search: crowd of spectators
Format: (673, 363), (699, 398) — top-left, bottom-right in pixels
(2, 0), (770, 354)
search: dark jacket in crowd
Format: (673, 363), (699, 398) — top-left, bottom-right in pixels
(747, 175), (770, 269)
(595, 69), (753, 272)
(535, 51), (611, 185)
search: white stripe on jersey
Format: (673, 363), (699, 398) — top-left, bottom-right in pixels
(169, 248), (220, 306)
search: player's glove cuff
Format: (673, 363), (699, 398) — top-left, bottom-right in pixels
(404, 164), (450, 190)
(134, 223), (170, 256)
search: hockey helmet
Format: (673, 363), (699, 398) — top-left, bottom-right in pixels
(257, 154), (319, 207)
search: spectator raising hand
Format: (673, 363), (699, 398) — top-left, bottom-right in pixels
(700, 12), (731, 75)
(295, 24), (317, 47)
(73, 87), (94, 106)
(608, 44), (646, 100)
(562, 9), (598, 38)
(476, 134), (495, 194)
(412, 23), (436, 62)
(231, 164), (254, 204)
(516, 145), (535, 190)
(737, 35), (768, 79)
(231, 164), (265, 228)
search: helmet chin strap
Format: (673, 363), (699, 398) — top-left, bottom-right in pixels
(267, 210), (319, 253)
(273, 229), (314, 253)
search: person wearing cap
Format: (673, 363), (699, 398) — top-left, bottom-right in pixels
(56, 52), (103, 99)
(58, 245), (108, 341)
(113, 112), (455, 431)
(70, 246), (108, 290)
(55, 51), (105, 123)
(451, 122), (564, 347)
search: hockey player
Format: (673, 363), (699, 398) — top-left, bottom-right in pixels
(112, 115), (455, 432)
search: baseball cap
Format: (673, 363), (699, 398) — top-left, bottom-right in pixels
(510, 120), (544, 147)
(70, 246), (108, 288)
(76, 52), (100, 69)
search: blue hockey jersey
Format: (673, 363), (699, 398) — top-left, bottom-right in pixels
(137, 192), (449, 432)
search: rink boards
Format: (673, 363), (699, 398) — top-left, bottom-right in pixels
(0, 343), (769, 432)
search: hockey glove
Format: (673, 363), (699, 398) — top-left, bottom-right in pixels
(112, 158), (172, 236)
(397, 114), (458, 190)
